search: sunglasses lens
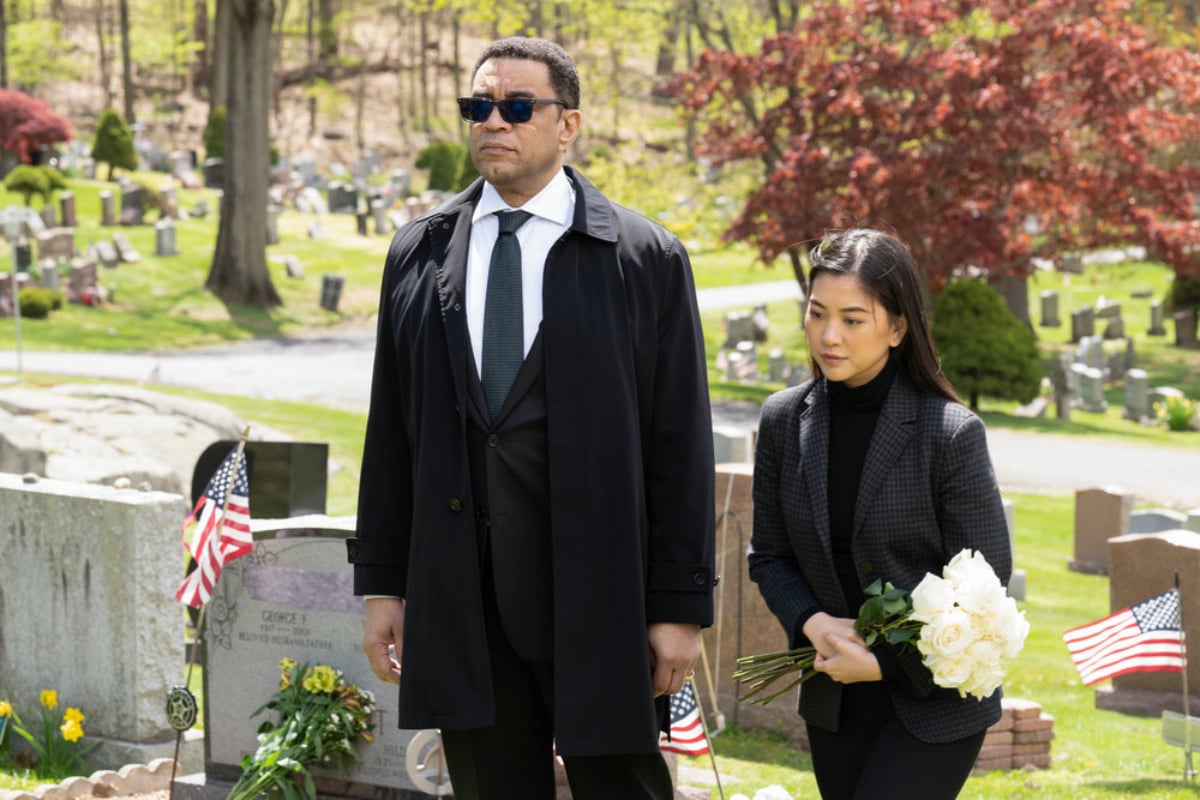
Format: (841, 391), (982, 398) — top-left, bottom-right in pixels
(459, 98), (491, 122)
(501, 99), (535, 123)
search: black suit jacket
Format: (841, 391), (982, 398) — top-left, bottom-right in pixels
(749, 374), (1012, 744)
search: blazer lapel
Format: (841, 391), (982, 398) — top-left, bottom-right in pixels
(853, 375), (919, 535)
(798, 381), (835, 570)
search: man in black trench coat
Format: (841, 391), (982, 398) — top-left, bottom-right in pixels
(350, 36), (716, 800)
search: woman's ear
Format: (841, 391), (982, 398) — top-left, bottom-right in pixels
(890, 315), (908, 348)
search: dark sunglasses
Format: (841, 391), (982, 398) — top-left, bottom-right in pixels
(457, 97), (566, 124)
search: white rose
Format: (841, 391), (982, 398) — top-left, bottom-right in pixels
(918, 609), (975, 658)
(993, 603), (1030, 659)
(943, 549), (1002, 593)
(927, 651), (974, 689)
(954, 574), (1009, 616)
(910, 573), (956, 623)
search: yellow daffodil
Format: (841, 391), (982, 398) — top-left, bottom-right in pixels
(64, 707), (85, 724)
(60, 718), (84, 743)
(40, 689), (58, 710)
(0, 700), (12, 717)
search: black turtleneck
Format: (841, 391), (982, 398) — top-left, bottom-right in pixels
(827, 356), (897, 612)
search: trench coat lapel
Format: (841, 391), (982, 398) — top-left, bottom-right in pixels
(799, 381), (835, 570)
(853, 375), (919, 536)
(433, 204), (476, 414)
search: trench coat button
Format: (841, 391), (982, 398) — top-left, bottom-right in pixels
(454, 303), (462, 311)
(487, 434), (500, 447)
(475, 505), (487, 519)
(448, 498), (462, 512)
(860, 561), (874, 575)
(692, 572), (707, 587)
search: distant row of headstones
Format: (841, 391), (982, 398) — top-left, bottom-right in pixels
(1040, 288), (1197, 349)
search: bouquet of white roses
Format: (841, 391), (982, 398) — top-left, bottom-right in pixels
(734, 549), (1028, 703)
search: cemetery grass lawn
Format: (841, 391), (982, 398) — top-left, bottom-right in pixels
(678, 490), (1200, 799)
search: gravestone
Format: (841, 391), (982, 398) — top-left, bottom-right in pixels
(1102, 316), (1125, 340)
(356, 209), (369, 236)
(767, 348), (789, 382)
(155, 218), (179, 256)
(1096, 301), (1122, 320)
(161, 184), (179, 218)
(705, 464), (809, 747)
(712, 426), (753, 465)
(59, 190), (77, 227)
(203, 157), (224, 189)
(724, 350), (745, 381)
(1039, 290), (1060, 327)
(40, 260), (59, 290)
(93, 240), (120, 269)
(1002, 497), (1026, 601)
(724, 310), (755, 347)
(1174, 309), (1198, 348)
(177, 517), (441, 799)
(1076, 335), (1104, 370)
(1186, 511), (1200, 535)
(372, 198), (388, 235)
(120, 185), (145, 225)
(68, 260), (98, 303)
(1060, 252), (1084, 273)
(320, 274), (344, 312)
(1075, 365), (1106, 412)
(100, 190), (116, 226)
(1096, 532), (1200, 717)
(1050, 356), (1071, 421)
(266, 204), (280, 245)
(1124, 369), (1149, 422)
(0, 473), (201, 773)
(1129, 508), (1187, 534)
(1149, 300), (1167, 336)
(327, 182), (357, 214)
(751, 304), (769, 342)
(1070, 487), (1134, 574)
(389, 168), (411, 199)
(113, 232), (141, 263)
(39, 202), (57, 228)
(83, 157), (96, 179)
(13, 237), (32, 271)
(284, 255), (305, 278)
(35, 227), (75, 262)
(1070, 307), (1095, 343)
(169, 149), (196, 177)
(735, 341), (758, 379)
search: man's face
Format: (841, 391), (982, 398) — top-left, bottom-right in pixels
(467, 57), (581, 206)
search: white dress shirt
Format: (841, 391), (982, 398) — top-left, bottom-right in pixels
(467, 170), (575, 376)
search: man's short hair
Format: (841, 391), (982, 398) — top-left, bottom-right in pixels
(473, 37), (580, 109)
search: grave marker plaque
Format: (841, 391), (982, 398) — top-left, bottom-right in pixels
(1070, 487), (1134, 575)
(197, 519), (434, 798)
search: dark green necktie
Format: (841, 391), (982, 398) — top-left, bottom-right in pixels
(481, 209), (533, 417)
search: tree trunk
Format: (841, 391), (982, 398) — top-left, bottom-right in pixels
(318, 0), (335, 61)
(211, 0), (228, 108)
(208, 0), (281, 309)
(191, 0), (209, 95)
(272, 0), (287, 117)
(655, 7), (679, 79)
(119, 0), (134, 123)
(306, 0), (315, 136)
(418, 8), (429, 133)
(94, 0), (113, 107)
(2, 0), (10, 88)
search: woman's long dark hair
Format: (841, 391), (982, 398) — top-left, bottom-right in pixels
(807, 228), (961, 405)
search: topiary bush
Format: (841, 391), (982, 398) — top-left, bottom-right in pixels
(2, 164), (66, 205)
(17, 287), (63, 319)
(931, 277), (1042, 412)
(91, 109), (137, 181)
(415, 141), (466, 192)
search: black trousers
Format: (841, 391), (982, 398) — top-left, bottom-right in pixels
(439, 568), (673, 800)
(806, 683), (985, 800)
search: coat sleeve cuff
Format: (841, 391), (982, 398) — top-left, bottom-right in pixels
(353, 564), (407, 598)
(645, 590), (714, 627)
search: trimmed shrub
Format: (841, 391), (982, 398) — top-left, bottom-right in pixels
(91, 109), (138, 181)
(415, 141), (466, 192)
(204, 107), (226, 161)
(17, 287), (63, 319)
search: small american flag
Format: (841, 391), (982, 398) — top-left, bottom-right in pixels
(659, 680), (708, 756)
(175, 444), (252, 608)
(1063, 588), (1184, 686)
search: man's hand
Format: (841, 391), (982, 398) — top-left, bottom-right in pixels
(648, 622), (701, 697)
(363, 597), (405, 685)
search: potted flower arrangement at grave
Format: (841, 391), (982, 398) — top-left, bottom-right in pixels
(0, 690), (100, 780)
(228, 658), (376, 800)
(735, 549), (1029, 704)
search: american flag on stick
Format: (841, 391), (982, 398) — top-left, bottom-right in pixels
(659, 680), (708, 756)
(175, 438), (252, 608)
(1062, 588), (1184, 686)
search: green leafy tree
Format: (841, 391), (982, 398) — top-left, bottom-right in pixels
(90, 109), (137, 181)
(931, 279), (1042, 412)
(2, 164), (65, 207)
(416, 141), (465, 192)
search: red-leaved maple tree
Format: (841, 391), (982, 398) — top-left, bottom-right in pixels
(671, 0), (1200, 294)
(0, 88), (73, 165)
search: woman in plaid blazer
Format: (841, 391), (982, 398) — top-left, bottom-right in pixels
(749, 228), (1013, 799)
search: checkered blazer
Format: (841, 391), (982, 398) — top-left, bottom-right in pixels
(749, 373), (1012, 744)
